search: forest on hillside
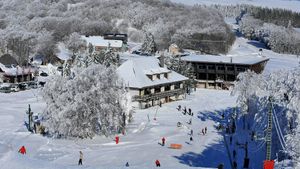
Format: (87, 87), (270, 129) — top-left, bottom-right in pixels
(0, 0), (235, 65)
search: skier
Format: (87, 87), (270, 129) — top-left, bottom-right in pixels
(18, 145), (26, 155)
(155, 159), (161, 167)
(78, 151), (83, 165)
(184, 107), (187, 114)
(115, 136), (119, 144)
(190, 129), (193, 136)
(162, 137), (166, 146)
(125, 162), (129, 167)
(202, 129), (205, 135)
(205, 127), (207, 134)
(177, 105), (181, 111)
(190, 136), (193, 141)
(188, 108), (191, 115)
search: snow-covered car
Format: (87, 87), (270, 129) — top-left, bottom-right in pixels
(28, 81), (38, 89)
(18, 83), (28, 90)
(11, 85), (20, 92)
(40, 72), (48, 77)
(0, 86), (12, 93)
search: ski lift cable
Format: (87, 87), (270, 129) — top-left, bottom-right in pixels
(271, 103), (287, 148)
(272, 113), (286, 151)
(249, 140), (266, 153)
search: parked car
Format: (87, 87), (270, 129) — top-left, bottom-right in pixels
(18, 83), (28, 90)
(28, 81), (38, 89)
(11, 85), (20, 92)
(0, 86), (12, 93)
(40, 72), (48, 77)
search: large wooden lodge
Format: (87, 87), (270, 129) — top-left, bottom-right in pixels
(181, 54), (269, 89)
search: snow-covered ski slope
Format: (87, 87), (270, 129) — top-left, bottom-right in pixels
(170, 0), (300, 12)
(0, 89), (236, 169)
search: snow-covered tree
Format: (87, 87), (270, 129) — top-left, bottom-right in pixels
(93, 47), (119, 67)
(42, 64), (132, 138)
(140, 32), (157, 55)
(232, 68), (300, 165)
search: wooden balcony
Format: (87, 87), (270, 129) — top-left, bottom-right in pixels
(132, 88), (185, 102)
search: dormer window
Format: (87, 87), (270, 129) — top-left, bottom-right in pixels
(164, 73), (169, 79)
(147, 75), (153, 81)
(157, 74), (160, 79)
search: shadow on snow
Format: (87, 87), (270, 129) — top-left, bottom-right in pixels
(173, 108), (234, 168)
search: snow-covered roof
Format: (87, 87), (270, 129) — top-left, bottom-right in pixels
(56, 42), (72, 61)
(81, 36), (123, 48)
(117, 57), (188, 89)
(0, 63), (36, 76)
(181, 54), (269, 65)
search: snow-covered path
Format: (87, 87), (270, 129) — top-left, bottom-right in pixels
(0, 89), (237, 169)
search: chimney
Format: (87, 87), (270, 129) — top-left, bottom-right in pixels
(159, 53), (165, 68)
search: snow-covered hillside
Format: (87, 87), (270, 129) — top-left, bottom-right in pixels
(170, 0), (300, 12)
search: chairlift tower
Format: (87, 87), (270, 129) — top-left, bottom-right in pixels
(266, 97), (273, 160)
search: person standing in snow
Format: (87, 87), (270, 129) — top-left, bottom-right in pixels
(162, 137), (166, 146)
(190, 129), (193, 136)
(202, 129), (205, 135)
(125, 162), (129, 167)
(18, 145), (26, 154)
(190, 136), (193, 141)
(78, 151), (83, 165)
(188, 108), (191, 115)
(155, 159), (161, 167)
(205, 127), (207, 134)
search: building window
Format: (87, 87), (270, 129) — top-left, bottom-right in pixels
(154, 86), (161, 93)
(208, 74), (216, 80)
(198, 64), (206, 69)
(145, 88), (151, 95)
(164, 73), (169, 79)
(207, 65), (215, 70)
(165, 85), (171, 91)
(217, 66), (225, 70)
(147, 75), (153, 81)
(157, 74), (160, 79)
(226, 66), (234, 71)
(174, 83), (180, 89)
(237, 67), (246, 72)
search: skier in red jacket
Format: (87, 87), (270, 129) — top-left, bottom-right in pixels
(18, 146), (26, 154)
(162, 137), (166, 146)
(155, 160), (161, 167)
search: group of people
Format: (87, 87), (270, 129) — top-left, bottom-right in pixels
(177, 105), (194, 116)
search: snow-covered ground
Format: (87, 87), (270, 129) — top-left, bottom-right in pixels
(170, 0), (300, 12)
(0, 89), (237, 169)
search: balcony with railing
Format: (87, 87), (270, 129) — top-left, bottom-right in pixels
(132, 88), (185, 102)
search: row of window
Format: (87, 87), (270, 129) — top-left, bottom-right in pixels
(196, 64), (247, 72)
(196, 73), (236, 81)
(143, 83), (182, 95)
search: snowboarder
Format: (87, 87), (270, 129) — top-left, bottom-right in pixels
(205, 127), (207, 134)
(233, 150), (236, 159)
(18, 145), (26, 155)
(155, 159), (161, 167)
(78, 151), (83, 165)
(230, 136), (233, 145)
(190, 136), (193, 141)
(125, 162), (129, 167)
(190, 129), (193, 136)
(162, 137), (166, 146)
